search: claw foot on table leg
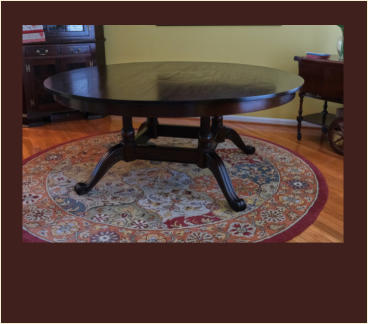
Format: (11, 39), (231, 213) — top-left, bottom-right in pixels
(206, 151), (246, 211)
(223, 127), (255, 155)
(74, 143), (124, 195)
(75, 182), (91, 195)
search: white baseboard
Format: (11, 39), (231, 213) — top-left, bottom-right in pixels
(130, 115), (320, 128)
(222, 115), (321, 128)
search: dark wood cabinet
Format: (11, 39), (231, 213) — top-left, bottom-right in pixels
(23, 25), (106, 126)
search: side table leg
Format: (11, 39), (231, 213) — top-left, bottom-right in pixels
(297, 93), (304, 141)
(75, 143), (124, 194)
(322, 100), (328, 134)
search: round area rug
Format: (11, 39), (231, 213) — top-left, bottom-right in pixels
(23, 131), (327, 243)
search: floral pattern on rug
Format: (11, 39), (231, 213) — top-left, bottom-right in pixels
(23, 133), (322, 243)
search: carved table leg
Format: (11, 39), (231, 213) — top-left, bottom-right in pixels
(198, 116), (246, 211)
(75, 115), (247, 211)
(75, 143), (124, 194)
(147, 117), (159, 138)
(136, 118), (159, 145)
(198, 116), (215, 167)
(206, 151), (246, 211)
(212, 116), (255, 154)
(136, 120), (148, 135)
(222, 127), (255, 154)
(211, 116), (224, 135)
(75, 116), (135, 195)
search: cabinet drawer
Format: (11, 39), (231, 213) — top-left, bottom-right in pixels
(24, 45), (59, 57)
(60, 44), (91, 55)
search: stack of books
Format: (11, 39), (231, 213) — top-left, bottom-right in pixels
(306, 52), (330, 59)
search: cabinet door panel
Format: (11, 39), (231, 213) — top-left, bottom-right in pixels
(24, 58), (62, 113)
(32, 60), (57, 106)
(58, 55), (93, 72)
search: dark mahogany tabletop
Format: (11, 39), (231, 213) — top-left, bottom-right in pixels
(44, 61), (304, 117)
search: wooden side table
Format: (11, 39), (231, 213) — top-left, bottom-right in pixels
(294, 55), (343, 140)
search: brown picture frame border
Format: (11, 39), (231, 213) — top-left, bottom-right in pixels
(2, 2), (367, 323)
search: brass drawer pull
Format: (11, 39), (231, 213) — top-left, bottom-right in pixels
(36, 49), (49, 56)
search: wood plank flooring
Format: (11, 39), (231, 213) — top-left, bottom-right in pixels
(22, 116), (344, 242)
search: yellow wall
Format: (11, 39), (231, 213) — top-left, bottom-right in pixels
(104, 25), (342, 119)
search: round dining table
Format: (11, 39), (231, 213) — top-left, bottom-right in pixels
(44, 61), (303, 211)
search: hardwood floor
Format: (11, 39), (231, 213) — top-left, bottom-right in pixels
(22, 116), (344, 243)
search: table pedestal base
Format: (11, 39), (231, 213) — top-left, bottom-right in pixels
(75, 116), (255, 211)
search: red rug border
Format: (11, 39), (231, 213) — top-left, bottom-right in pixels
(253, 136), (329, 243)
(22, 130), (329, 243)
